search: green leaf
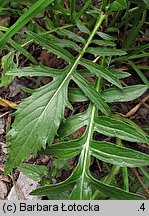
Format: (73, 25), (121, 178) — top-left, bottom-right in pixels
(19, 164), (48, 181)
(132, 0), (149, 9)
(41, 139), (83, 159)
(90, 175), (145, 200)
(10, 39), (38, 64)
(86, 47), (127, 57)
(0, 0), (54, 49)
(128, 61), (149, 87)
(52, 38), (81, 52)
(142, 0), (149, 8)
(72, 73), (111, 116)
(32, 100), (148, 199)
(102, 85), (148, 102)
(4, 68), (72, 175)
(92, 39), (116, 47)
(109, 69), (130, 79)
(0, 51), (17, 87)
(30, 179), (74, 198)
(96, 31), (117, 41)
(56, 29), (86, 43)
(94, 116), (148, 143)
(7, 65), (64, 77)
(90, 141), (149, 167)
(0, 0), (11, 7)
(75, 18), (90, 34)
(51, 159), (69, 178)
(43, 35), (81, 51)
(108, 0), (127, 12)
(68, 87), (88, 102)
(5, 14), (107, 176)
(28, 31), (73, 63)
(70, 175), (92, 199)
(80, 58), (122, 88)
(58, 109), (89, 138)
(113, 114), (149, 138)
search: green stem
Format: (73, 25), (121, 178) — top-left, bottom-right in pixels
(76, 14), (106, 199)
(91, 57), (121, 200)
(116, 138), (129, 192)
(70, 13), (106, 75)
(123, 167), (129, 192)
(91, 165), (120, 200)
(104, 166), (120, 185)
(81, 13), (106, 56)
(70, 0), (76, 22)
(139, 167), (149, 180)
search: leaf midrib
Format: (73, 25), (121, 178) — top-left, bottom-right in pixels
(80, 104), (96, 199)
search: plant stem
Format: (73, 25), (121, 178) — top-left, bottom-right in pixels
(70, 0), (76, 22)
(116, 137), (123, 147)
(76, 14), (106, 199)
(91, 57), (121, 200)
(139, 167), (149, 180)
(80, 13), (106, 56)
(116, 138), (129, 192)
(91, 165), (120, 200)
(123, 167), (129, 192)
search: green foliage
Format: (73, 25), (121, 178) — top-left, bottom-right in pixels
(1, 0), (148, 200)
(19, 164), (49, 182)
(0, 50), (17, 86)
(0, 0), (54, 49)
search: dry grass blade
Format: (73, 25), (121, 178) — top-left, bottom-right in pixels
(125, 94), (149, 117)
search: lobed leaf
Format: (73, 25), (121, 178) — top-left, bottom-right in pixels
(7, 65), (65, 77)
(56, 29), (86, 43)
(109, 69), (130, 79)
(91, 39), (116, 47)
(90, 175), (145, 200)
(90, 141), (149, 167)
(102, 85), (148, 102)
(72, 73), (111, 116)
(58, 109), (89, 138)
(94, 116), (148, 143)
(96, 31), (117, 41)
(86, 47), (127, 57)
(41, 139), (83, 159)
(28, 31), (74, 63)
(80, 58), (122, 88)
(4, 68), (72, 175)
